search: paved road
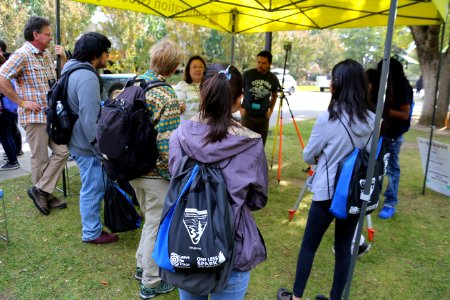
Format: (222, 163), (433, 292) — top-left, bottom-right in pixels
(269, 90), (331, 127)
(270, 90), (424, 127)
(0, 90), (423, 182)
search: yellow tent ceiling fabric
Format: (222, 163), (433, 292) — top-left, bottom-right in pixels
(72, 0), (448, 33)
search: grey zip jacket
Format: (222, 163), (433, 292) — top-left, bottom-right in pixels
(62, 59), (104, 159)
(169, 117), (268, 271)
(304, 106), (376, 201)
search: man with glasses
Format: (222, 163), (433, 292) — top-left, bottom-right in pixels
(0, 16), (69, 215)
(63, 32), (117, 244)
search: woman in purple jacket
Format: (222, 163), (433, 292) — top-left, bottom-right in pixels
(169, 63), (268, 299)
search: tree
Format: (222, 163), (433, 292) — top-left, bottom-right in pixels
(410, 25), (450, 128)
(0, 0), (32, 51)
(339, 27), (385, 69)
(271, 30), (344, 82)
(204, 30), (226, 62)
(0, 0), (93, 54)
(99, 8), (167, 73)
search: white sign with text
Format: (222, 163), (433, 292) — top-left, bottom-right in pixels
(417, 138), (450, 197)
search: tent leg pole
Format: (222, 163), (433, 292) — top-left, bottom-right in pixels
(343, 0), (399, 299)
(265, 32), (272, 52)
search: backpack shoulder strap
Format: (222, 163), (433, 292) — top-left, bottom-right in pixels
(62, 64), (103, 104)
(338, 118), (355, 148)
(142, 80), (172, 92)
(64, 64), (103, 94)
(338, 117), (373, 150)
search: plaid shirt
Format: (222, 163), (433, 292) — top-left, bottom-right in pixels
(0, 42), (56, 124)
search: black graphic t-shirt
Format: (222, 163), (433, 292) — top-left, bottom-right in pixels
(242, 69), (279, 117)
(381, 80), (414, 139)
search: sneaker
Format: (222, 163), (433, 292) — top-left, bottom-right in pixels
(27, 187), (50, 215)
(17, 151), (24, 157)
(135, 267), (143, 281)
(378, 206), (396, 219)
(277, 288), (293, 300)
(332, 243), (371, 257)
(358, 242), (371, 257)
(0, 162), (20, 171)
(47, 194), (67, 209)
(316, 295), (329, 300)
(139, 281), (174, 299)
(84, 231), (119, 244)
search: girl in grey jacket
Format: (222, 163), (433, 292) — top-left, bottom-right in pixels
(278, 59), (375, 300)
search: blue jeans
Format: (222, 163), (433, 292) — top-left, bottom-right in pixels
(293, 200), (359, 300)
(382, 136), (404, 208)
(178, 271), (250, 300)
(73, 155), (107, 241)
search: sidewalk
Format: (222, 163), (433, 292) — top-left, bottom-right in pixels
(0, 142), (77, 183)
(0, 143), (32, 182)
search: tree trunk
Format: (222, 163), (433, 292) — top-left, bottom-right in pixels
(409, 25), (450, 128)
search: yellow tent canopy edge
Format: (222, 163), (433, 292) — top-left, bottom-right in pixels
(70, 0), (448, 33)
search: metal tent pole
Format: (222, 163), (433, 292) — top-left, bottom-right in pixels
(55, 0), (68, 197)
(230, 9), (238, 65)
(265, 32), (272, 52)
(343, 0), (398, 298)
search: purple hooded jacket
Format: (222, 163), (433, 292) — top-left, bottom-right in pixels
(169, 118), (268, 271)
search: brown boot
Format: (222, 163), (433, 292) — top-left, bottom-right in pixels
(27, 187), (50, 215)
(47, 194), (67, 209)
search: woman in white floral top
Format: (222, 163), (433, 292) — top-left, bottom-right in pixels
(174, 55), (206, 120)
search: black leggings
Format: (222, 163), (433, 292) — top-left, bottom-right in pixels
(0, 110), (18, 163)
(12, 113), (22, 154)
(293, 200), (358, 300)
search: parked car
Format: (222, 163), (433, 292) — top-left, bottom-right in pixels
(100, 73), (135, 97)
(272, 69), (297, 95)
(316, 75), (331, 92)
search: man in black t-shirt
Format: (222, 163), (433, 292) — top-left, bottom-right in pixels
(240, 50), (279, 145)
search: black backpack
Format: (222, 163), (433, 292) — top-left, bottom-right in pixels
(328, 119), (388, 219)
(153, 153), (235, 296)
(103, 179), (141, 233)
(46, 65), (101, 145)
(96, 78), (170, 181)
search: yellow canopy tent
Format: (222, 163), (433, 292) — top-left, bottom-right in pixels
(70, 0), (447, 33)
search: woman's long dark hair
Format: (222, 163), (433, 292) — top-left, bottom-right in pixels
(199, 63), (242, 143)
(328, 59), (370, 125)
(377, 57), (410, 109)
(366, 68), (381, 113)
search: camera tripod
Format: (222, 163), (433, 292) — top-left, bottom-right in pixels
(270, 42), (312, 181)
(268, 42), (314, 220)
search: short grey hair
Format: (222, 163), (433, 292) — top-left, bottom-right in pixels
(149, 39), (181, 76)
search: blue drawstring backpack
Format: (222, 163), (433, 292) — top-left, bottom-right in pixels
(329, 120), (385, 219)
(152, 164), (199, 272)
(153, 150), (235, 296)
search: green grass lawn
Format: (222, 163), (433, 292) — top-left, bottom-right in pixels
(0, 120), (449, 299)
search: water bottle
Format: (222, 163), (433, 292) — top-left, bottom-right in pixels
(56, 100), (70, 129)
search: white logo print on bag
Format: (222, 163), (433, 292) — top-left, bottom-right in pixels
(183, 208), (208, 244)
